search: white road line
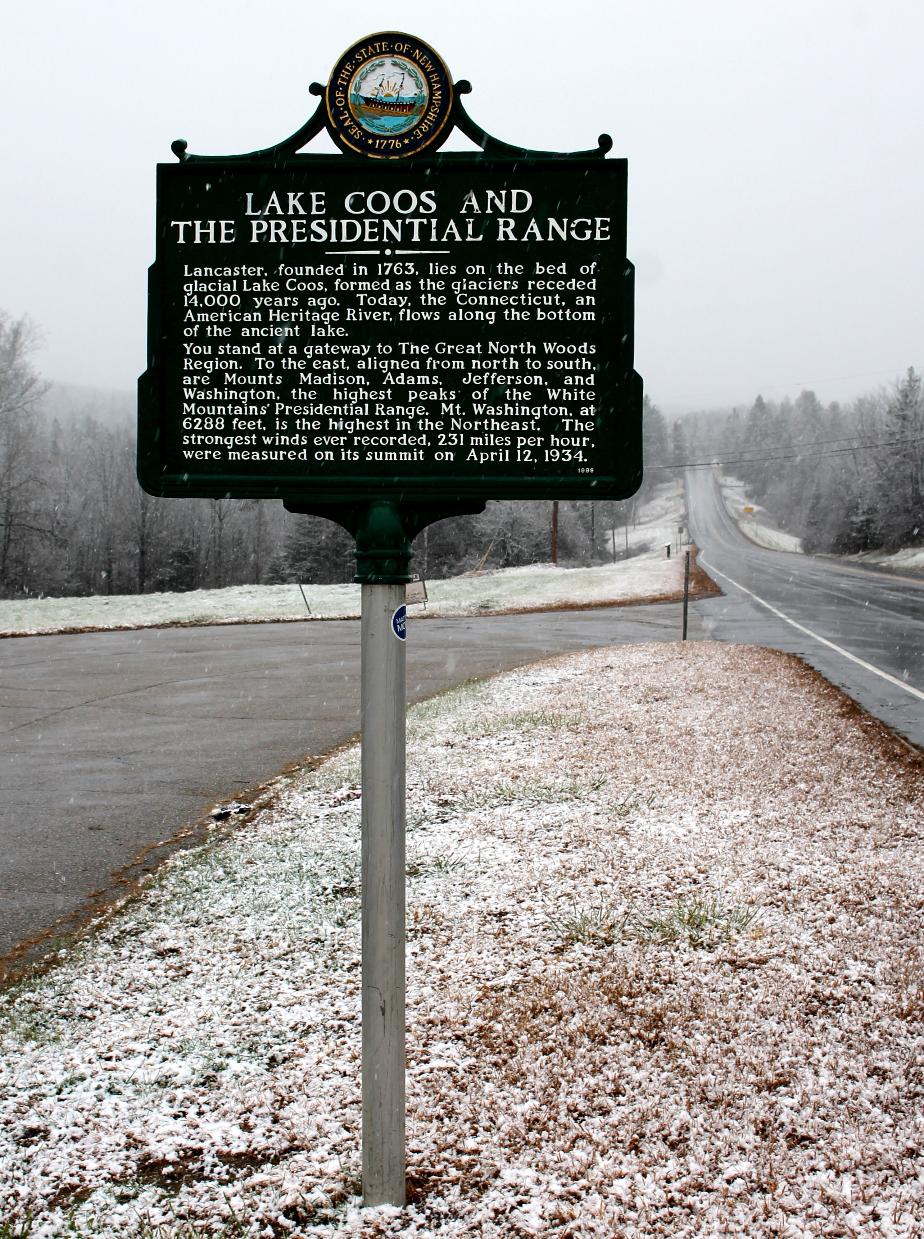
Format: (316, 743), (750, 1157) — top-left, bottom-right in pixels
(700, 557), (924, 704)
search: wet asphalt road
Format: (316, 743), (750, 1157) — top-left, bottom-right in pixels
(3, 483), (921, 966)
(0, 601), (697, 961)
(687, 468), (924, 750)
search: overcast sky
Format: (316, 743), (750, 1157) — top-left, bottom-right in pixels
(2, 0), (921, 414)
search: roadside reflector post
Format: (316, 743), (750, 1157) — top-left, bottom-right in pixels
(682, 549), (691, 641)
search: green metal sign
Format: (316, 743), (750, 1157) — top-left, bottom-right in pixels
(138, 32), (643, 578)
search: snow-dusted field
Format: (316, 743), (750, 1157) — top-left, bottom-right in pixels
(846, 546), (924, 575)
(719, 475), (804, 554)
(0, 487), (686, 637)
(718, 474), (924, 575)
(2, 643), (923, 1236)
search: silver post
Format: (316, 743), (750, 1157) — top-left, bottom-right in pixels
(682, 549), (691, 641)
(361, 581), (406, 1206)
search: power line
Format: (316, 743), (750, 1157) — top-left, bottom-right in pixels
(669, 424), (924, 458)
(744, 365), (921, 393)
(647, 432), (924, 472)
(667, 363), (921, 407)
(691, 429), (924, 462)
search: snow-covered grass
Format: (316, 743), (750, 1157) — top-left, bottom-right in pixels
(845, 546), (924, 575)
(2, 643), (923, 1236)
(719, 474), (924, 575)
(0, 487), (686, 637)
(719, 475), (804, 553)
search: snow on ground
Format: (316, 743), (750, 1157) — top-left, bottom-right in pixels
(718, 474), (924, 574)
(0, 485), (686, 637)
(719, 475), (804, 554)
(845, 546), (924, 575)
(2, 643), (923, 1236)
(601, 476), (685, 563)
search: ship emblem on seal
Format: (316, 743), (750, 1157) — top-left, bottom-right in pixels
(325, 32), (454, 158)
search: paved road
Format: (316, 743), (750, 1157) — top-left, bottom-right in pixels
(687, 468), (924, 750)
(0, 602), (697, 963)
(5, 486), (920, 969)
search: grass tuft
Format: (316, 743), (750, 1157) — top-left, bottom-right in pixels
(632, 897), (762, 948)
(456, 775), (606, 811)
(892, 953), (924, 1021)
(463, 708), (582, 738)
(135, 1222), (248, 1239)
(408, 850), (466, 877)
(0, 1218), (33, 1239)
(548, 902), (630, 946)
(432, 850), (466, 873)
(610, 790), (657, 819)
(550, 896), (762, 950)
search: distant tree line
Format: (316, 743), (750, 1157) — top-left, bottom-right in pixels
(0, 311), (671, 599)
(681, 372), (923, 554)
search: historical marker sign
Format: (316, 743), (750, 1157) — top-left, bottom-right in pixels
(140, 164), (640, 503)
(139, 59), (642, 508)
(138, 33), (644, 1209)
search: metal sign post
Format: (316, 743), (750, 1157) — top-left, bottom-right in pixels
(138, 30), (645, 1208)
(361, 580), (406, 1204)
(299, 498), (453, 1206)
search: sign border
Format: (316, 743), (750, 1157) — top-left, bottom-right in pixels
(138, 154), (642, 504)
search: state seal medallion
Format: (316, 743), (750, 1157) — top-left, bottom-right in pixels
(325, 32), (454, 158)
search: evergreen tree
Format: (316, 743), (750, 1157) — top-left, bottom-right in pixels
(274, 514), (355, 584)
(878, 367), (923, 547)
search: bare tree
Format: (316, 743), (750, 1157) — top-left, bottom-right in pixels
(0, 313), (49, 591)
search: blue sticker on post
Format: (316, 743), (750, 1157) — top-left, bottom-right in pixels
(391, 605), (407, 641)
